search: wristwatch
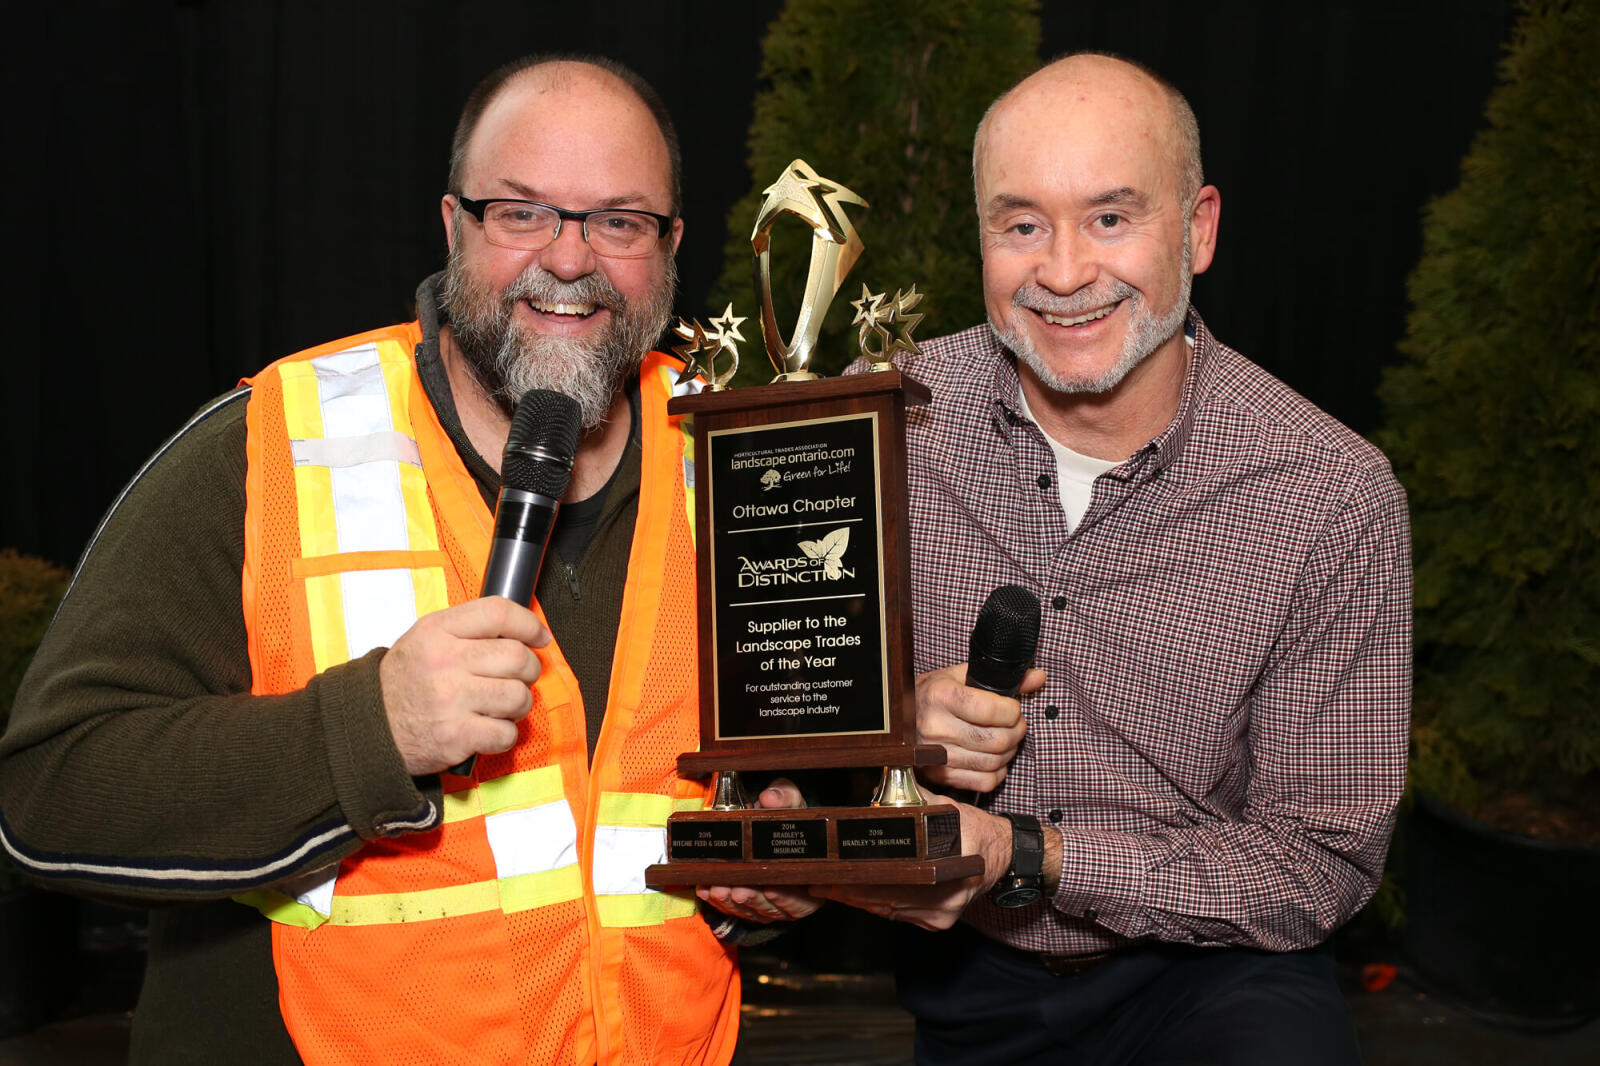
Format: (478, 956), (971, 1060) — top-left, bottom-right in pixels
(988, 812), (1045, 908)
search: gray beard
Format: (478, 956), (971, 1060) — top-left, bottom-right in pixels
(442, 245), (677, 429)
(990, 234), (1192, 396)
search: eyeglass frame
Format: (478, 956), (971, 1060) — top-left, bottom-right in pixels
(453, 194), (674, 257)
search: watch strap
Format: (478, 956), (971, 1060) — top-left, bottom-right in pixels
(1002, 812), (1045, 881)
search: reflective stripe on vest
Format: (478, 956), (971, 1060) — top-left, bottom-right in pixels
(277, 340), (449, 673)
(592, 792), (704, 927)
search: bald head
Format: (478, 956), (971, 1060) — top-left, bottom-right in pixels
(975, 53), (1203, 215)
(448, 54), (682, 217)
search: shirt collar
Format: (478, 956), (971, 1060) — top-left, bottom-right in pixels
(1142, 307), (1220, 479)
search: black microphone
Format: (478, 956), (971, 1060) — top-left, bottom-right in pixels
(448, 389), (581, 776)
(959, 585), (1042, 806)
(965, 585), (1042, 698)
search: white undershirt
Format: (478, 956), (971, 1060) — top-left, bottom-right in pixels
(1015, 387), (1117, 531)
(1017, 335), (1193, 530)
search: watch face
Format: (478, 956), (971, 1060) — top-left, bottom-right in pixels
(990, 883), (1043, 909)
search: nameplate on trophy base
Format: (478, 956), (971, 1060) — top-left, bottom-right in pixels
(658, 803), (981, 886)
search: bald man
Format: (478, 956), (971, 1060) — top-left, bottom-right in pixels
(823, 53), (1410, 1065)
(0, 55), (810, 1066)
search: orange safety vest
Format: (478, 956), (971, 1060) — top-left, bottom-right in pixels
(233, 323), (735, 1066)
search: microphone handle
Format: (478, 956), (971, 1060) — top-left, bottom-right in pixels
(964, 656), (1029, 699)
(960, 655), (1031, 807)
(447, 488), (560, 776)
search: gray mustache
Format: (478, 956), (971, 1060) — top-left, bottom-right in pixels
(1013, 282), (1136, 317)
(504, 268), (623, 313)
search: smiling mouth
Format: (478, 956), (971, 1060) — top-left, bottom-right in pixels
(1039, 303), (1117, 327)
(528, 299), (599, 318)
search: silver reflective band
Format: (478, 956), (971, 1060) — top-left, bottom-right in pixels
(290, 431), (422, 469)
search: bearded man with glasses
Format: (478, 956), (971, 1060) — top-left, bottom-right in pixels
(0, 54), (812, 1066)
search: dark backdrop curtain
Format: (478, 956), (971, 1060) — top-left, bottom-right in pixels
(2, 0), (1511, 567)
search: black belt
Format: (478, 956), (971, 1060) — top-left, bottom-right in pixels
(1036, 950), (1118, 978)
(982, 935), (1122, 979)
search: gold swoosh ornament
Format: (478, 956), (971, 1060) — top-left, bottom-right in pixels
(751, 159), (867, 381)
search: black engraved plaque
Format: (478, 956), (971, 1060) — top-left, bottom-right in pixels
(707, 413), (890, 741)
(751, 817), (829, 860)
(837, 816), (920, 860)
(669, 820), (744, 861)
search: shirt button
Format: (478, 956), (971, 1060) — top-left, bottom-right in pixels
(1044, 705), (1060, 720)
(1037, 473), (1052, 490)
(1051, 595), (1067, 610)
(1084, 908), (1098, 922)
(1048, 809), (1062, 823)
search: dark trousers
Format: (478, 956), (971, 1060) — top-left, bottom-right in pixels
(893, 925), (1361, 1066)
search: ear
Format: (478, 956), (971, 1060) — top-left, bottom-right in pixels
(668, 215), (685, 257)
(441, 194), (459, 254)
(1187, 185), (1221, 276)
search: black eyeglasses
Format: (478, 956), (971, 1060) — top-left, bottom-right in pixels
(455, 195), (673, 258)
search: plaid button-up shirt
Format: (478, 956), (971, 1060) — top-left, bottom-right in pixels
(871, 310), (1410, 955)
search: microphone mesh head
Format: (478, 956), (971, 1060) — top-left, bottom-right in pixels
(971, 584), (1042, 663)
(501, 390), (581, 498)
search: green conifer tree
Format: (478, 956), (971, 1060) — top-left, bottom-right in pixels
(709, 0), (1040, 384)
(1376, 0), (1600, 826)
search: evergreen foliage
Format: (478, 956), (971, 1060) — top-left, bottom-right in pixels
(709, 0), (1040, 384)
(0, 549), (70, 893)
(1376, 0), (1600, 823)
(0, 550), (70, 727)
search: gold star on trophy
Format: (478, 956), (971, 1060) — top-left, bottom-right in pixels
(853, 283), (928, 370)
(851, 284), (895, 368)
(672, 318), (715, 385)
(673, 304), (745, 391)
(887, 285), (926, 359)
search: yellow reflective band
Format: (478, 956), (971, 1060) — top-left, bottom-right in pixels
(329, 878), (499, 926)
(399, 461), (440, 554)
(440, 788), (481, 824)
(597, 791), (676, 829)
(499, 865), (584, 914)
(250, 866), (586, 928)
(280, 361), (327, 441)
(241, 867), (583, 928)
(480, 765), (566, 816)
(674, 795), (708, 814)
(303, 572), (349, 675)
(411, 564), (449, 622)
(375, 340), (415, 439)
(235, 888), (331, 930)
(292, 464), (340, 560)
(440, 765), (567, 824)
(596, 888), (697, 928)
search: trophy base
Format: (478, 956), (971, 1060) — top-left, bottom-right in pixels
(643, 802), (984, 886)
(644, 855), (982, 886)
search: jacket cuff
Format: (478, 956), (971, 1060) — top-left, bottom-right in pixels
(320, 648), (438, 841)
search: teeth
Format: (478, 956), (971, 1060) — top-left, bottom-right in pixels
(1042, 305), (1113, 327)
(530, 300), (596, 316)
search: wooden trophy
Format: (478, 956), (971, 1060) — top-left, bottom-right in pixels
(643, 160), (981, 887)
